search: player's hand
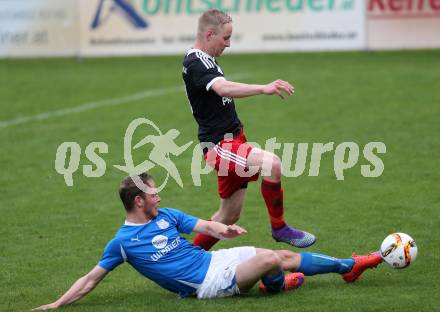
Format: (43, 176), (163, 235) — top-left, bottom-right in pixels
(263, 79), (294, 99)
(219, 224), (247, 239)
(31, 303), (59, 310)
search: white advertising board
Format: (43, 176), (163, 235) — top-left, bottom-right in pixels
(0, 0), (78, 57)
(78, 0), (367, 56)
(3, 0), (439, 58)
(367, 0), (440, 49)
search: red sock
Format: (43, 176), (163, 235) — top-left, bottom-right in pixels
(261, 179), (286, 229)
(193, 223), (219, 251)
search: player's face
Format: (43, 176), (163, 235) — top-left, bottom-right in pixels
(143, 191), (160, 218)
(139, 182), (161, 219)
(211, 23), (232, 57)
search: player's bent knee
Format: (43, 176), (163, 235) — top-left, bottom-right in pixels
(271, 155), (282, 178)
(279, 249), (297, 258)
(261, 251), (282, 271)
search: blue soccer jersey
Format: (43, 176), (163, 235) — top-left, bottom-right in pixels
(98, 208), (212, 298)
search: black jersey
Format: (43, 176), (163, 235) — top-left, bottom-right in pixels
(182, 48), (242, 145)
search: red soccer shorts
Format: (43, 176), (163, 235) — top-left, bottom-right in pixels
(205, 129), (260, 198)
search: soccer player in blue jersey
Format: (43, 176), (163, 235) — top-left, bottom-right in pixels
(33, 174), (382, 310)
(182, 9), (316, 251)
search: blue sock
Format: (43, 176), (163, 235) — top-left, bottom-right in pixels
(261, 271), (285, 293)
(298, 252), (355, 276)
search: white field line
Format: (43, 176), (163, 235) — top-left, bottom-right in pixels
(0, 73), (250, 129)
(0, 87), (181, 129)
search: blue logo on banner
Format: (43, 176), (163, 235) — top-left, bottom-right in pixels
(91, 0), (148, 29)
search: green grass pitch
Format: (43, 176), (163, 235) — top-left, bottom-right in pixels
(1, 50), (439, 311)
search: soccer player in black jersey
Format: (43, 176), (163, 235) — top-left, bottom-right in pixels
(182, 9), (316, 250)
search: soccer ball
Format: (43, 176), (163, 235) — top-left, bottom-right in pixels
(380, 233), (417, 268)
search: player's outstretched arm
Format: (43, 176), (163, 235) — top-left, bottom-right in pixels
(212, 79), (294, 99)
(194, 219), (247, 240)
(32, 266), (109, 310)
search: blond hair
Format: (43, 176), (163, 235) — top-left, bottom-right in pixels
(197, 9), (232, 40)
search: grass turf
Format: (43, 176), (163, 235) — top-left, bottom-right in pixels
(1, 50), (439, 311)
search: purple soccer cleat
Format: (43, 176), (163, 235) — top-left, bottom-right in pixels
(272, 224), (316, 248)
